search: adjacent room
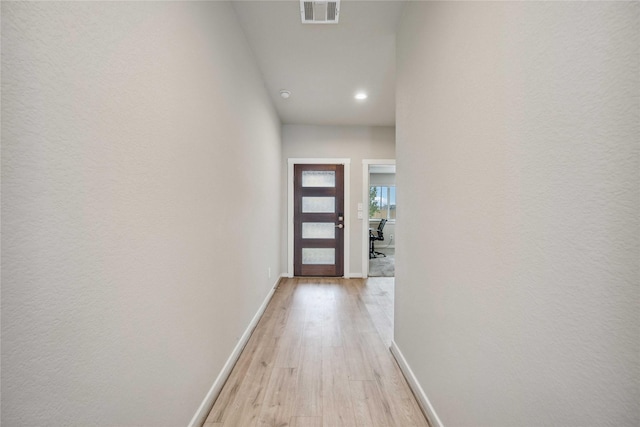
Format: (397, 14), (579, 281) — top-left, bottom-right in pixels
(2, 1), (637, 427)
(368, 164), (396, 277)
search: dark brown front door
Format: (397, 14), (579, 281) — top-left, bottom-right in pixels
(294, 164), (344, 277)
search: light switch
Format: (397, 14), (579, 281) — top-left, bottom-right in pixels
(357, 203), (363, 211)
(357, 211), (363, 219)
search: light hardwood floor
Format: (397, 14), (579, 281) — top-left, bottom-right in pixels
(204, 277), (430, 427)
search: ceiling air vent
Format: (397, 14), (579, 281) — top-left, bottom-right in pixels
(300, 0), (340, 24)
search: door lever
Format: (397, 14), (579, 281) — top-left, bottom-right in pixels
(335, 224), (344, 229)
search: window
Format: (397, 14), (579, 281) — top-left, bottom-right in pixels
(369, 186), (396, 220)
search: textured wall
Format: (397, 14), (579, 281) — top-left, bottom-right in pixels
(395, 2), (639, 426)
(281, 125), (395, 276)
(1, 2), (281, 425)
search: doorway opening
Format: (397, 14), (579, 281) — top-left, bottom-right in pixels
(362, 160), (396, 278)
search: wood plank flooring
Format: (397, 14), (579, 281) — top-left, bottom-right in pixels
(204, 277), (430, 427)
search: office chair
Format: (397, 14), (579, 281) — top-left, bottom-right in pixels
(369, 218), (388, 259)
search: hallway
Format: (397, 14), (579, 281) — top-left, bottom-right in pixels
(2, 2), (637, 425)
(204, 278), (429, 427)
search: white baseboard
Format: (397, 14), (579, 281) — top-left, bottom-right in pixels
(390, 341), (444, 427)
(349, 272), (365, 278)
(188, 277), (281, 427)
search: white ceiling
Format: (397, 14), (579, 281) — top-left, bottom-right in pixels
(232, 1), (405, 126)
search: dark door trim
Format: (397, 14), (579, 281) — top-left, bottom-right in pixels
(287, 158), (351, 278)
(294, 164), (344, 276)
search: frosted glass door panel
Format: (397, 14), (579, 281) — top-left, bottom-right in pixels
(302, 223), (335, 239)
(302, 197), (335, 213)
(302, 248), (335, 265)
(302, 171), (336, 187)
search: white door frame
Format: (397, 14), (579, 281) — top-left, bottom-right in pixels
(362, 159), (396, 278)
(287, 158), (351, 278)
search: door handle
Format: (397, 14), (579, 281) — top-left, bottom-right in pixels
(335, 224), (344, 229)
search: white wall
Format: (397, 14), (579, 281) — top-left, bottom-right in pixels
(370, 172), (395, 186)
(282, 125), (395, 276)
(396, 2), (639, 427)
(1, 2), (281, 426)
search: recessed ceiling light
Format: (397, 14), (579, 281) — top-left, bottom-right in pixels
(355, 92), (368, 100)
(279, 90), (291, 99)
